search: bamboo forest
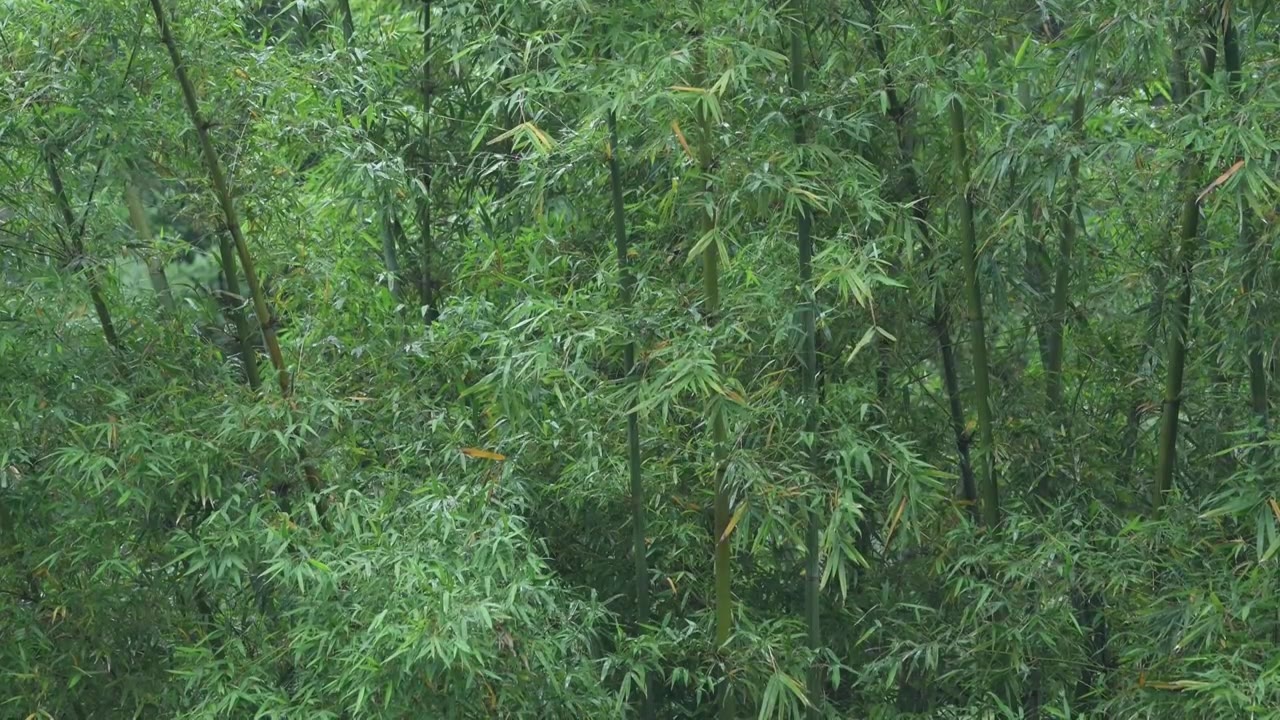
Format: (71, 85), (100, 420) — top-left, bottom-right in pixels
(4, 0), (1280, 717)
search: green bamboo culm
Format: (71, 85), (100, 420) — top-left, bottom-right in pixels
(945, 7), (999, 528)
(608, 109), (652, 720)
(123, 174), (177, 318)
(149, 0), (327, 519)
(44, 148), (120, 352)
(380, 206), (405, 301)
(417, 0), (436, 319)
(1223, 11), (1267, 429)
(786, 1), (822, 715)
(691, 5), (735, 716)
(336, 0), (355, 45)
(862, 0), (977, 513)
(1044, 82), (1086, 415)
(1154, 32), (1215, 506)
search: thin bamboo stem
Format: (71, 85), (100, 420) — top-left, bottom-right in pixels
(150, 0), (325, 516)
(945, 12), (999, 527)
(608, 109), (651, 720)
(44, 148), (119, 351)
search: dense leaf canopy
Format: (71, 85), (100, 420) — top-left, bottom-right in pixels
(2, 0), (1280, 718)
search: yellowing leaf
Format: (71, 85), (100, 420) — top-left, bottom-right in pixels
(718, 500), (749, 545)
(1197, 159), (1245, 203)
(670, 120), (694, 161)
(461, 447), (506, 461)
(882, 495), (909, 556)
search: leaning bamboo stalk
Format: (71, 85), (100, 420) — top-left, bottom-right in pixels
(149, 0), (324, 511)
(862, 0), (977, 514)
(149, 0), (287, 393)
(123, 174), (177, 317)
(45, 148), (120, 351)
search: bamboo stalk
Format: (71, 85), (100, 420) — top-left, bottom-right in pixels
(787, 1), (822, 715)
(691, 8), (735, 716)
(417, 0), (436, 319)
(945, 11), (999, 527)
(1154, 34), (1215, 505)
(123, 174), (177, 317)
(608, 108), (652, 720)
(380, 206), (405, 301)
(862, 0), (977, 514)
(44, 148), (119, 351)
(1224, 13), (1267, 428)
(150, 0), (324, 512)
(1045, 85), (1087, 412)
(336, 0), (354, 44)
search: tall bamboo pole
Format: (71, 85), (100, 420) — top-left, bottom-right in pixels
(1044, 88), (1086, 412)
(608, 109), (652, 720)
(945, 8), (999, 527)
(862, 0), (977, 514)
(1154, 33), (1215, 505)
(1223, 12), (1267, 428)
(691, 5), (734, 716)
(787, 1), (822, 715)
(418, 0), (436, 319)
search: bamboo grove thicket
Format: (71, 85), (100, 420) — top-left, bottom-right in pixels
(3, 0), (1280, 718)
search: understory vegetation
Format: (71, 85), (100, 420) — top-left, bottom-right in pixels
(3, 0), (1280, 718)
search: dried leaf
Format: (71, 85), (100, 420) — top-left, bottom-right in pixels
(1197, 159), (1245, 203)
(718, 500), (749, 545)
(670, 120), (694, 161)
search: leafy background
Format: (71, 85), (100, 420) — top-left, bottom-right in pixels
(2, 0), (1279, 718)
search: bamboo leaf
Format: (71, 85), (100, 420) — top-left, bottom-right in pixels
(461, 447), (507, 461)
(718, 500), (749, 545)
(1197, 159), (1246, 203)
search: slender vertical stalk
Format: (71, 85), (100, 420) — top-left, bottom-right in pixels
(213, 231), (263, 390)
(1014, 74), (1051, 371)
(1044, 86), (1087, 412)
(327, 3), (401, 303)
(1224, 13), (1266, 428)
(692, 10), (734, 718)
(417, 0), (436, 319)
(861, 0), (977, 514)
(787, 2), (821, 715)
(945, 13), (999, 527)
(608, 109), (651, 720)
(380, 206), (404, 301)
(336, 0), (355, 44)
(150, 0), (325, 512)
(44, 148), (119, 350)
(123, 175), (177, 317)
(1154, 35), (1215, 506)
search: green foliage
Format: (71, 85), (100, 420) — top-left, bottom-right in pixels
(3, 0), (1280, 718)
